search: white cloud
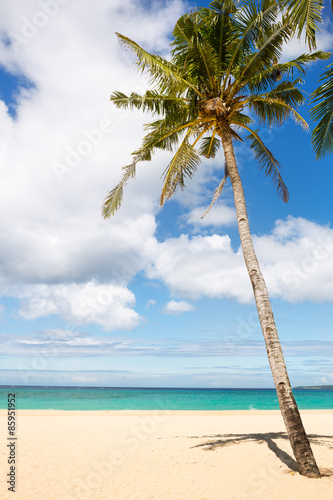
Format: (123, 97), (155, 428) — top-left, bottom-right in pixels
(0, 0), (184, 297)
(144, 217), (333, 303)
(164, 300), (195, 314)
(5, 216), (332, 327)
(145, 232), (250, 301)
(253, 217), (333, 303)
(145, 299), (156, 309)
(186, 204), (236, 227)
(1, 329), (333, 358)
(0, 211), (157, 286)
(16, 281), (141, 330)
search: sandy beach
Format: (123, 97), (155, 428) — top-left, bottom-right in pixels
(0, 410), (332, 499)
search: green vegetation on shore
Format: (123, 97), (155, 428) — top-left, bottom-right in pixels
(294, 386), (333, 390)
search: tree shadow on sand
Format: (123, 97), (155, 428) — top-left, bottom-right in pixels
(188, 432), (333, 475)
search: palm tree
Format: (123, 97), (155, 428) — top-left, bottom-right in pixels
(102, 0), (328, 477)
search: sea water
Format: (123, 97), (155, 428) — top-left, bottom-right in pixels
(0, 386), (332, 411)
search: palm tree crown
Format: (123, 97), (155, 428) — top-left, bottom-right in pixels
(102, 0), (327, 218)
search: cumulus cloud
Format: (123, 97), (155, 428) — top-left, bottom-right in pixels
(144, 217), (333, 303)
(164, 300), (195, 315)
(4, 215), (332, 328)
(0, 0), (185, 331)
(16, 281), (141, 330)
(253, 217), (333, 303)
(186, 204), (237, 227)
(145, 232), (251, 301)
(0, 0), (187, 292)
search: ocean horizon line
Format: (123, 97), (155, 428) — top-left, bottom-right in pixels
(0, 384), (279, 390)
(1, 384), (332, 390)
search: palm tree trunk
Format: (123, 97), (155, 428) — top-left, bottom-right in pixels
(220, 126), (321, 478)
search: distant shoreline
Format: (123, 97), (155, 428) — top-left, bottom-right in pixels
(293, 385), (333, 390)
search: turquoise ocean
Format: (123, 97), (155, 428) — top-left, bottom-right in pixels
(1, 386), (332, 411)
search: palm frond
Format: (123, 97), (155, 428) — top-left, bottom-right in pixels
(102, 118), (200, 218)
(229, 128), (245, 142)
(110, 91), (189, 117)
(172, 13), (221, 93)
(160, 131), (201, 205)
(247, 51), (330, 93)
(102, 162), (137, 218)
(230, 113), (254, 126)
(139, 118), (200, 156)
(198, 130), (220, 158)
(265, 80), (305, 105)
(197, 0), (237, 78)
(116, 33), (203, 97)
(248, 94), (308, 128)
(310, 63), (333, 158)
(245, 127), (289, 201)
(222, 0), (279, 94)
(286, 0), (324, 51)
(230, 18), (294, 98)
(201, 167), (228, 219)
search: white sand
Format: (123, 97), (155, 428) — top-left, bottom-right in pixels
(0, 410), (332, 499)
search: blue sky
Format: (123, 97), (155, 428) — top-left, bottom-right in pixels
(0, 0), (332, 388)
